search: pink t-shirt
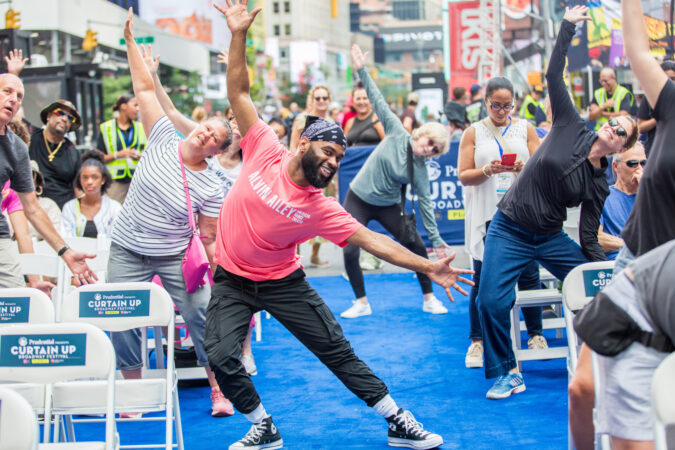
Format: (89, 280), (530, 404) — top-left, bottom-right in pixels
(215, 120), (362, 281)
(1, 180), (22, 214)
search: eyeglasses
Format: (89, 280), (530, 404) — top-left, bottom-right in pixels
(487, 99), (514, 112)
(426, 139), (441, 156)
(53, 108), (76, 123)
(607, 118), (628, 138)
(623, 159), (647, 168)
(314, 96), (329, 101)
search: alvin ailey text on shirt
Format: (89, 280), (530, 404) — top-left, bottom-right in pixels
(248, 171), (311, 224)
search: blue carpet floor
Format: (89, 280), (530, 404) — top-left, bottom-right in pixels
(69, 272), (569, 449)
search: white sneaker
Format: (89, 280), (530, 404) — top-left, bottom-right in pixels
(528, 335), (549, 350)
(240, 353), (257, 376)
(465, 341), (483, 368)
(422, 296), (448, 314)
(340, 301), (372, 318)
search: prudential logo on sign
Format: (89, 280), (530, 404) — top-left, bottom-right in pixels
(582, 269), (613, 297)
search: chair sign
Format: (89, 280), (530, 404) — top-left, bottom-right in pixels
(0, 296), (30, 323)
(0, 333), (86, 367)
(79, 289), (151, 317)
(582, 268), (613, 297)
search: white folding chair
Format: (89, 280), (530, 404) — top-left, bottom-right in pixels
(562, 261), (615, 376)
(0, 386), (40, 450)
(18, 253), (66, 318)
(0, 322), (118, 449)
(510, 286), (567, 371)
(59, 282), (182, 450)
(653, 352), (675, 450)
(561, 260), (615, 450)
(0, 288), (55, 434)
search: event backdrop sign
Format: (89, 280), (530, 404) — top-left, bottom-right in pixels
(337, 142), (465, 246)
(447, 0), (482, 81)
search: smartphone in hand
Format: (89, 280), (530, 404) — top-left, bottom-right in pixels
(501, 153), (517, 166)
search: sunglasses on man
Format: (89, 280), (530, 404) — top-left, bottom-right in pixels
(607, 118), (627, 138)
(53, 108), (76, 123)
(623, 159), (647, 168)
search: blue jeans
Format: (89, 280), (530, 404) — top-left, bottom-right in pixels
(469, 258), (543, 340)
(107, 242), (211, 370)
(477, 210), (588, 378)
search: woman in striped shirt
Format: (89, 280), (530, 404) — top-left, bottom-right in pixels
(108, 11), (235, 417)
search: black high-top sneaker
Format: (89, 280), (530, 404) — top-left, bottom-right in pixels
(228, 416), (283, 450)
(385, 408), (443, 449)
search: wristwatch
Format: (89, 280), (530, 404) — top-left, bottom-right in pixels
(57, 245), (70, 257)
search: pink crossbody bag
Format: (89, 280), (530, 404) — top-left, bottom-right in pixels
(178, 142), (212, 293)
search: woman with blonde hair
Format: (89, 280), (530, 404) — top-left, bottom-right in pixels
(289, 85), (334, 152)
(341, 44), (453, 319)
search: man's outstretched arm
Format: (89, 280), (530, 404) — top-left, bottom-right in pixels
(346, 227), (474, 302)
(214, 0), (261, 137)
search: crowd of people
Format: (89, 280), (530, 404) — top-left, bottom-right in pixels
(0, 1), (674, 449)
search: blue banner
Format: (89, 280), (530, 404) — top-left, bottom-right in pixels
(79, 290), (151, 318)
(337, 141), (465, 246)
(0, 297), (29, 323)
(0, 333), (86, 367)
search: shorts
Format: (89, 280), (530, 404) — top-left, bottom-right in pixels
(595, 273), (668, 441)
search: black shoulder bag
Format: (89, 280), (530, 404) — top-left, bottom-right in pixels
(399, 142), (418, 246)
(573, 291), (675, 356)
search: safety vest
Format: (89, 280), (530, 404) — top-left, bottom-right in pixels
(593, 85), (634, 130)
(100, 119), (147, 180)
(519, 95), (544, 124)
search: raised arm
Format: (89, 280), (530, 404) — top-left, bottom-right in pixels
(214, 0), (262, 137)
(351, 44), (406, 135)
(546, 7), (590, 124)
(140, 44), (197, 137)
(124, 8), (164, 134)
(622, 0), (668, 107)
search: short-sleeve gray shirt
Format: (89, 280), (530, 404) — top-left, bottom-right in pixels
(630, 239), (675, 344)
(0, 129), (34, 238)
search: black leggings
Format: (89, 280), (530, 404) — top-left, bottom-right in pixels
(342, 189), (433, 299)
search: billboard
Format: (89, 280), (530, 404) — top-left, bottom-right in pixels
(448, 0), (482, 80)
(139, 0), (231, 50)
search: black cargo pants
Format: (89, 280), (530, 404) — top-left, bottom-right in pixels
(204, 266), (389, 414)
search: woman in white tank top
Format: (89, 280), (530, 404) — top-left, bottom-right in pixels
(457, 76), (545, 369)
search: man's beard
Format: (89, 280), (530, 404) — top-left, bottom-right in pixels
(301, 148), (335, 189)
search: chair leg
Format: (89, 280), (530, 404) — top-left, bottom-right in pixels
(511, 305), (523, 372)
(173, 389), (184, 450)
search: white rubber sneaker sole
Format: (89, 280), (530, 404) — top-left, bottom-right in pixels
(388, 434), (443, 449)
(486, 383), (526, 400)
(228, 438), (283, 450)
(465, 358), (483, 369)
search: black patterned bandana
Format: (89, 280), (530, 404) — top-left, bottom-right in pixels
(300, 115), (347, 149)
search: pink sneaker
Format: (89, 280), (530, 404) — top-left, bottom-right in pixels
(210, 387), (234, 417)
(119, 412), (142, 419)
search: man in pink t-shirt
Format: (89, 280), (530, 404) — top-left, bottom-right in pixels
(207, 3), (473, 450)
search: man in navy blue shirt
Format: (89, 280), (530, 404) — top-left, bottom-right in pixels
(599, 143), (645, 259)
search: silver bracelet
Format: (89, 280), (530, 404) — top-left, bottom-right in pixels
(482, 165), (491, 177)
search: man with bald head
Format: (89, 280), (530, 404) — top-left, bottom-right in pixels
(0, 72), (96, 288)
(589, 67), (634, 131)
(598, 142), (646, 260)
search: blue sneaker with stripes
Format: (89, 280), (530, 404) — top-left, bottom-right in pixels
(486, 373), (526, 399)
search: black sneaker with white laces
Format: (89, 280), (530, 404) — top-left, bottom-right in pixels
(385, 409), (443, 449)
(228, 416), (283, 450)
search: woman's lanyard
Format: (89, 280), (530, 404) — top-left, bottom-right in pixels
(116, 123), (136, 149)
(493, 116), (512, 157)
